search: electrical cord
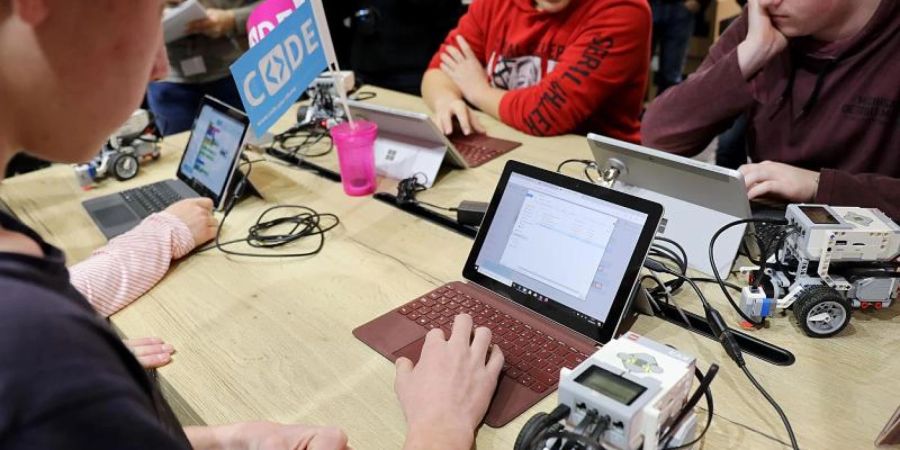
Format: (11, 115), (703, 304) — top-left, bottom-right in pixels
(197, 158), (340, 258)
(662, 365), (718, 450)
(741, 365), (800, 450)
(649, 234), (801, 450)
(396, 175), (458, 212)
(555, 158), (599, 183)
(270, 123), (334, 158)
(709, 218), (788, 326)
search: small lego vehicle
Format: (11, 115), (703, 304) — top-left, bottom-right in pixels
(740, 204), (900, 337)
(74, 110), (161, 188)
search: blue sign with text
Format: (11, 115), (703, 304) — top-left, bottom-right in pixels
(230, 1), (327, 136)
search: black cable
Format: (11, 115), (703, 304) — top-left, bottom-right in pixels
(197, 159), (340, 258)
(270, 123), (334, 158)
(662, 365), (718, 450)
(655, 236), (689, 271)
(710, 218), (787, 326)
(396, 175), (457, 212)
(555, 159), (598, 183)
(691, 277), (743, 293)
(741, 365), (800, 450)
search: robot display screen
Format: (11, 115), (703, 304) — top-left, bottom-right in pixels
(799, 205), (841, 225)
(575, 365), (646, 406)
(474, 172), (648, 327)
(180, 104), (246, 196)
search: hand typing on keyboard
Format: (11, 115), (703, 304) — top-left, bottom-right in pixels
(395, 314), (503, 450)
(164, 198), (218, 248)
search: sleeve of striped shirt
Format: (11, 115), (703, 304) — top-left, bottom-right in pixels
(69, 212), (196, 317)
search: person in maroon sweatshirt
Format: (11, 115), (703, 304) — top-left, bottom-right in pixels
(642, 0), (899, 221)
(421, 0), (652, 143)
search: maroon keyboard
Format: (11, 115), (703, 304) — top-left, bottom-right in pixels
(396, 285), (590, 394)
(449, 134), (522, 168)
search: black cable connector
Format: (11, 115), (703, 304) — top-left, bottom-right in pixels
(456, 201), (488, 226)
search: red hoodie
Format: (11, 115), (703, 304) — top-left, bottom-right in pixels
(428, 0), (651, 142)
(642, 1), (899, 220)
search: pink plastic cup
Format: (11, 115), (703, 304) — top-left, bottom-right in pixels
(330, 120), (378, 196)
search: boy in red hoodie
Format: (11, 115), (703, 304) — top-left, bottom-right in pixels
(422, 0), (651, 142)
(643, 0), (899, 220)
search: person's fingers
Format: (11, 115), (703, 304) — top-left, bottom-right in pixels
(439, 53), (457, 70)
(456, 35), (476, 59)
(451, 103), (472, 135)
(207, 215), (218, 227)
(469, 326), (492, 362)
(747, 180), (776, 199)
(436, 109), (454, 135)
(444, 44), (465, 64)
(486, 344), (504, 375)
(130, 343), (175, 357)
(194, 197), (215, 210)
(187, 18), (212, 32)
(738, 164), (766, 190)
(448, 314), (474, 348)
(136, 352), (172, 369)
(394, 356), (414, 390)
(308, 427), (349, 450)
(469, 112), (487, 134)
(123, 337), (163, 347)
(423, 327), (446, 351)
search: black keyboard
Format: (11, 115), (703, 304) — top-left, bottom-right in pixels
(396, 285), (590, 394)
(120, 182), (183, 218)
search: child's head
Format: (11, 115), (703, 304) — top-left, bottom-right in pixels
(0, 0), (169, 165)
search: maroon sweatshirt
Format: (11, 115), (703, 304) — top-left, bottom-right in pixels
(642, 1), (899, 221)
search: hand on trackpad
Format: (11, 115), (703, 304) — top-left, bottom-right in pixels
(392, 337), (426, 364)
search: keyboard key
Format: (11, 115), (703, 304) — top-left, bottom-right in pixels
(520, 375), (535, 387)
(416, 317), (429, 326)
(507, 368), (523, 379)
(531, 383), (548, 393)
(408, 312), (421, 321)
(398, 306), (412, 315)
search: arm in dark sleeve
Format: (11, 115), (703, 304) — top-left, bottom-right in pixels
(0, 298), (189, 449)
(816, 170), (900, 222)
(641, 11), (756, 156)
(498, 2), (652, 136)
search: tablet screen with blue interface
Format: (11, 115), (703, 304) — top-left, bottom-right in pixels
(474, 172), (649, 328)
(180, 104), (246, 196)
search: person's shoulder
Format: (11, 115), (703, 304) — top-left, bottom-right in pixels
(0, 276), (106, 356)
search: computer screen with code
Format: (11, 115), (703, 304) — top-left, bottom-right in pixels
(180, 104), (246, 196)
(475, 173), (648, 326)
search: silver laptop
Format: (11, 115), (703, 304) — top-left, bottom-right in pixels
(343, 100), (521, 169)
(83, 97), (249, 239)
(587, 134), (751, 276)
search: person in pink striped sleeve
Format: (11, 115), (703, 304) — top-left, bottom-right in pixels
(71, 197), (217, 369)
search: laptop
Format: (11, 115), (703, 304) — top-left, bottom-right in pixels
(354, 160), (663, 427)
(343, 100), (522, 168)
(83, 96), (249, 239)
(588, 134), (751, 276)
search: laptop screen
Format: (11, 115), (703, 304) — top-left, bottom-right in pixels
(464, 162), (661, 343)
(178, 101), (247, 201)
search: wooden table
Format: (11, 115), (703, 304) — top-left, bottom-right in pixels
(1, 87), (896, 450)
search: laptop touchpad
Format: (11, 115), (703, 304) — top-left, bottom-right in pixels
(94, 204), (138, 228)
(392, 337), (426, 364)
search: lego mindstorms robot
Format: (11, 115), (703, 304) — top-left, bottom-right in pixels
(740, 204), (900, 337)
(74, 110), (162, 188)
